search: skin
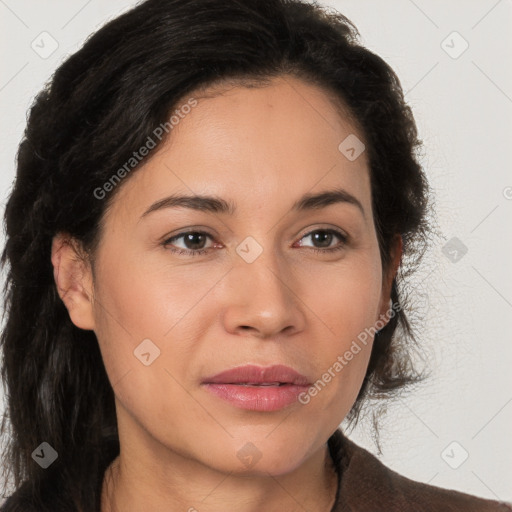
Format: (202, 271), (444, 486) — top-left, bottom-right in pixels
(51, 75), (402, 512)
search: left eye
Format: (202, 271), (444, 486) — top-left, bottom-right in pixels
(296, 229), (347, 252)
(163, 228), (347, 256)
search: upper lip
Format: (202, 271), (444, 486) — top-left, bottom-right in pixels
(202, 364), (311, 386)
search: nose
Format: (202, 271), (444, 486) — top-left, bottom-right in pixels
(221, 249), (307, 340)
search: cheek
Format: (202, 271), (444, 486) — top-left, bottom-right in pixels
(90, 247), (223, 405)
(297, 253), (382, 411)
(90, 252), (171, 388)
(305, 250), (383, 342)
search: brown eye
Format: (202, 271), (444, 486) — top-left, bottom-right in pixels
(297, 229), (347, 253)
(163, 231), (214, 256)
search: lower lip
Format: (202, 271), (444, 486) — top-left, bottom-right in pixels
(202, 383), (309, 411)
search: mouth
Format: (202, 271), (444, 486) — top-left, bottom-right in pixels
(201, 364), (312, 412)
(202, 363), (311, 386)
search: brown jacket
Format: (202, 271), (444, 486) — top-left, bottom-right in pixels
(328, 428), (512, 511)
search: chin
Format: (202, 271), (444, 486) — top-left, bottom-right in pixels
(205, 429), (314, 477)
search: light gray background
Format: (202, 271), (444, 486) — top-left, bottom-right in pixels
(1, 0), (511, 504)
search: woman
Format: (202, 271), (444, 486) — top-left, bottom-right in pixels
(0, 0), (510, 511)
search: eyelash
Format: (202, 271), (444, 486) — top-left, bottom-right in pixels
(162, 228), (348, 257)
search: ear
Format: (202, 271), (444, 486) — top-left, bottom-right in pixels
(378, 234), (403, 321)
(51, 232), (96, 331)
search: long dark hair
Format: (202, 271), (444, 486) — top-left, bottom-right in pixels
(1, 0), (430, 510)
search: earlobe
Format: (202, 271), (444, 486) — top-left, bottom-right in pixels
(51, 233), (96, 331)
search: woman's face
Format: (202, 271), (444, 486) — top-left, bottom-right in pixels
(73, 75), (398, 476)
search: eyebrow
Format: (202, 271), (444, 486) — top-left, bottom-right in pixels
(140, 187), (365, 219)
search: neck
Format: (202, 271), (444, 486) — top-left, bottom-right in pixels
(101, 437), (338, 512)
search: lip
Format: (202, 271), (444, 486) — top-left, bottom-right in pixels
(202, 364), (311, 386)
(201, 364), (311, 412)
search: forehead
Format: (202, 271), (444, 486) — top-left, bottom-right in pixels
(104, 75), (372, 224)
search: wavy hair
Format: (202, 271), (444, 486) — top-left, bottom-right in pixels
(1, 0), (430, 510)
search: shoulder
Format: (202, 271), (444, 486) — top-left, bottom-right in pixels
(328, 428), (512, 512)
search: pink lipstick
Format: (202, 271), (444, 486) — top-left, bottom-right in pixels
(201, 364), (311, 412)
